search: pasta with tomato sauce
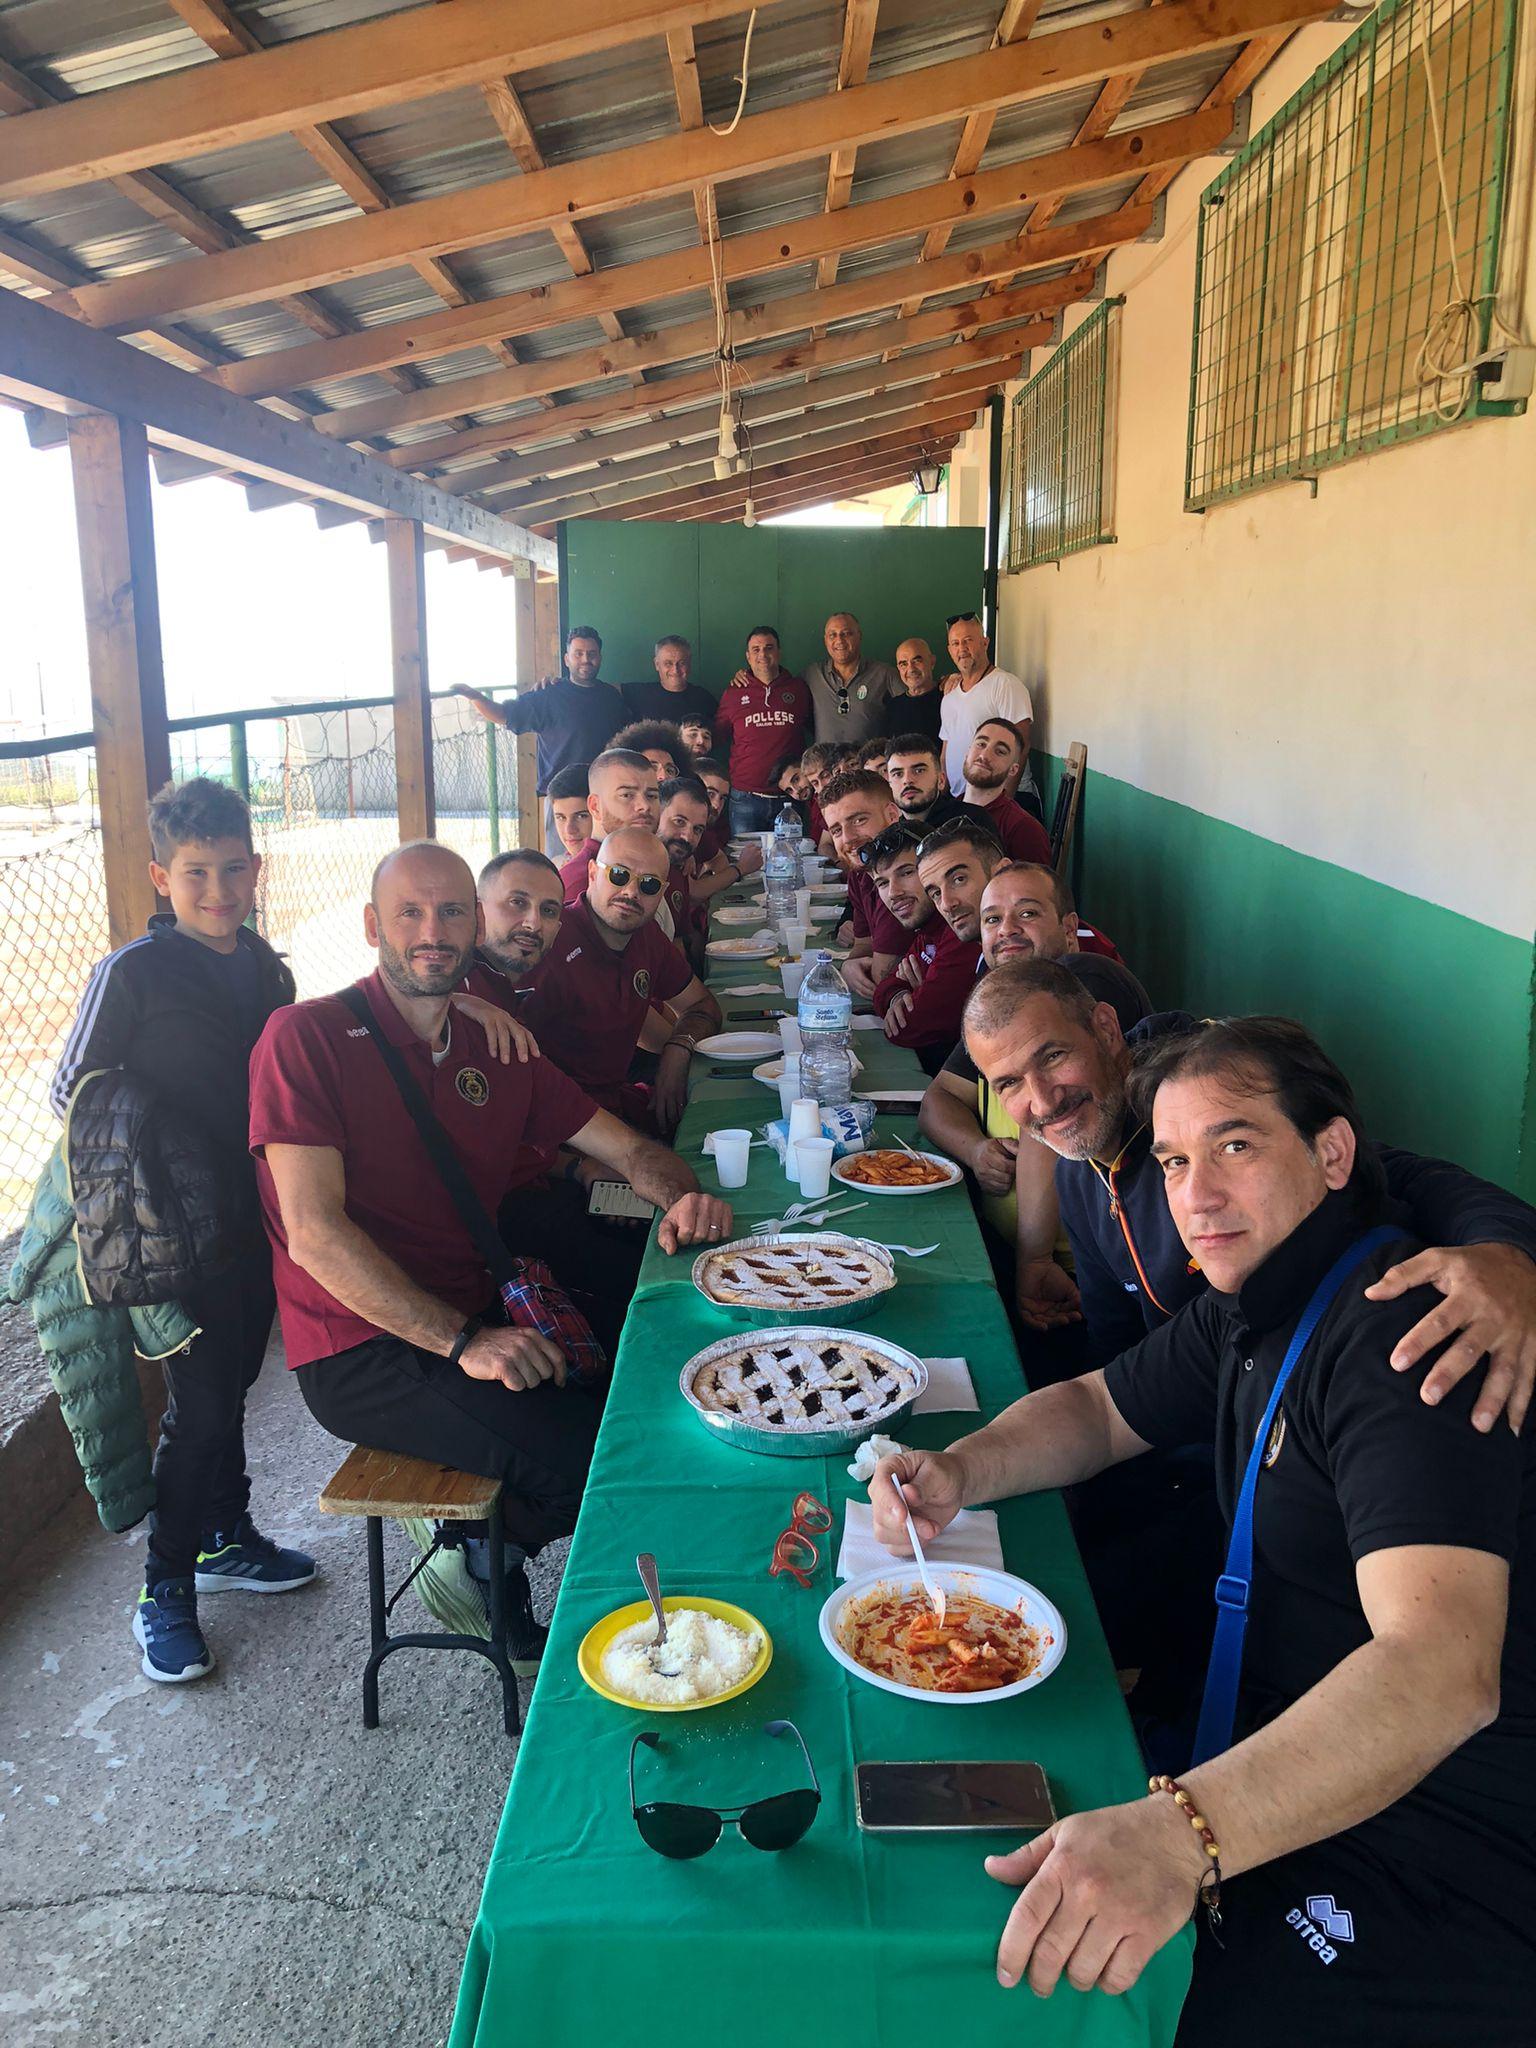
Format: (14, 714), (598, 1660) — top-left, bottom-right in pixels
(839, 1584), (1047, 1694)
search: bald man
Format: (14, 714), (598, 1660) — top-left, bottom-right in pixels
(525, 826), (721, 1134)
(250, 840), (732, 1662)
(882, 636), (944, 743)
(803, 612), (899, 743)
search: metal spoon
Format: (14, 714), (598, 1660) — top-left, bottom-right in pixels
(635, 1552), (681, 1676)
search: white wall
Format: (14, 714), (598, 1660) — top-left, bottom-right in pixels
(992, 19), (1536, 943)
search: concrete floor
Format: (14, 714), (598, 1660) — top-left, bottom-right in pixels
(0, 1347), (563, 2048)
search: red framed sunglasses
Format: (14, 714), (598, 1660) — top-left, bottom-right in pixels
(769, 1492), (834, 1589)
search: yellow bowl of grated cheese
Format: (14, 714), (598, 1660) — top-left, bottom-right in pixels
(577, 1595), (773, 1712)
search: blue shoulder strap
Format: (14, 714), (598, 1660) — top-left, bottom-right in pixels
(1190, 1223), (1401, 1767)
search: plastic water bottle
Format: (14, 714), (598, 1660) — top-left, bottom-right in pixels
(773, 802), (804, 887)
(797, 950), (854, 1106)
(764, 836), (797, 926)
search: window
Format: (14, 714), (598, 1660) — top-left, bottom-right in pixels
(1003, 298), (1121, 573)
(1186, 0), (1523, 512)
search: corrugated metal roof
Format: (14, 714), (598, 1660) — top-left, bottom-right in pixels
(0, 0), (1284, 509)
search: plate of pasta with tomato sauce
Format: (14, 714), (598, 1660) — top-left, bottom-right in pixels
(819, 1565), (1066, 1704)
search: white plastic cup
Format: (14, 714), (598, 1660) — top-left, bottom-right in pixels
(780, 960), (808, 1000)
(795, 887), (814, 924)
(795, 1138), (835, 1200)
(782, 922), (808, 958)
(787, 1098), (821, 1146)
(776, 1071), (800, 1121)
(712, 1129), (752, 1190)
(778, 1017), (802, 1056)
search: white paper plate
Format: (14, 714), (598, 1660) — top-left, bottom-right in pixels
(715, 905), (771, 926)
(819, 1565), (1066, 1705)
(751, 1053), (863, 1087)
(696, 1031), (782, 1061)
(830, 1149), (962, 1195)
(707, 937), (778, 960)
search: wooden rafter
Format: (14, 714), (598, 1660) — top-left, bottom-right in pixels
(208, 107), (1227, 402)
(46, 0), (1337, 332)
(383, 296), (1075, 473)
(811, 0), (881, 334)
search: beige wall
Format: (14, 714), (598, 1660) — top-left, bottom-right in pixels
(992, 19), (1536, 944)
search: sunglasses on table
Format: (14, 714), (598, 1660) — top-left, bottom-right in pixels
(629, 1719), (821, 1859)
(595, 861), (664, 895)
(769, 1490), (834, 1588)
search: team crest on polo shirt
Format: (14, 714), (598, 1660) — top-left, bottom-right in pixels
(779, 689), (796, 706)
(456, 1066), (490, 1107)
(1263, 1414), (1287, 1468)
(633, 968), (652, 999)
(857, 684), (867, 699)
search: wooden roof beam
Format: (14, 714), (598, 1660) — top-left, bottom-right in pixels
(500, 390), (999, 522)
(207, 106), (1225, 401)
(386, 299), (1071, 473)
(811, 0), (882, 322)
(50, 0), (1337, 331)
(0, 0), (782, 201)
(441, 326), (1038, 496)
(0, 291), (552, 568)
(315, 210), (1147, 443)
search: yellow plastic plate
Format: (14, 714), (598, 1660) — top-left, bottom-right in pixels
(577, 1595), (773, 1713)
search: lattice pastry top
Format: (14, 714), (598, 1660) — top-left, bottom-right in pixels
(697, 1239), (893, 1310)
(688, 1337), (919, 1432)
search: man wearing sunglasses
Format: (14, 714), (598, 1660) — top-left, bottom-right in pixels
(940, 613), (1041, 818)
(803, 612), (899, 745)
(527, 827), (720, 1136)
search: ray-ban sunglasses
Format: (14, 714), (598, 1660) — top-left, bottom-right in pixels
(596, 861), (664, 895)
(628, 1719), (821, 1858)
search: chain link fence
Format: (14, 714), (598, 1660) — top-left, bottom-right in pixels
(1, 695), (525, 1238)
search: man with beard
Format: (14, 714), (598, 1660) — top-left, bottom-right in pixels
(527, 827), (720, 1135)
(455, 626), (623, 858)
(558, 749), (659, 904)
(959, 719), (1054, 865)
(713, 625), (813, 835)
(863, 826), (981, 1072)
(655, 774), (711, 972)
(819, 768), (905, 1001)
(249, 842), (732, 1662)
(881, 637), (944, 742)
(884, 732), (995, 836)
(611, 719), (686, 784)
(914, 819), (1006, 949)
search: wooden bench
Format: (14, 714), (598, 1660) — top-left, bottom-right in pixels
(319, 1446), (519, 1737)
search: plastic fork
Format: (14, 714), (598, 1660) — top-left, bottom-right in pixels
(871, 1241), (939, 1257)
(760, 1199), (869, 1234)
(892, 1477), (946, 1625)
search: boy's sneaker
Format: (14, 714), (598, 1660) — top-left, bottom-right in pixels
(195, 1514), (317, 1594)
(134, 1580), (215, 1684)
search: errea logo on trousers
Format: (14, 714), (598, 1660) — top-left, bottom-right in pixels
(1285, 1894), (1355, 1963)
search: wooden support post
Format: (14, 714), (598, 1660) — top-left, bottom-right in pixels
(512, 576), (540, 852)
(385, 515), (434, 841)
(67, 412), (171, 949)
(532, 577), (561, 685)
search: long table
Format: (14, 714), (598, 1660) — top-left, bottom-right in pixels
(449, 905), (1192, 2048)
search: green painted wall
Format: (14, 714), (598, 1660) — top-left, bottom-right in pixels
(1040, 756), (1536, 1199)
(560, 521), (985, 692)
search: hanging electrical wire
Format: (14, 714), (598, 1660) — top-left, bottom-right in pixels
(709, 9), (759, 137)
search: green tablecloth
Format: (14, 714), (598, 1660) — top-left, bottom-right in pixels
(448, 909), (1192, 2048)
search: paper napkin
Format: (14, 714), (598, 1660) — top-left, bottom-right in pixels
(836, 1498), (1004, 1580)
(913, 1356), (978, 1415)
(721, 982), (785, 997)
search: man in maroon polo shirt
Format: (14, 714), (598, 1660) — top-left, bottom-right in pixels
(916, 819), (1006, 951)
(819, 768), (906, 1002)
(557, 748), (659, 905)
(526, 826), (720, 1136)
(713, 625), (813, 837)
(960, 720), (1055, 866)
(249, 842), (731, 1659)
(655, 773), (712, 974)
(866, 826), (983, 1073)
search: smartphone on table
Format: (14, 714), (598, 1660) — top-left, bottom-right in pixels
(855, 1761), (1056, 1834)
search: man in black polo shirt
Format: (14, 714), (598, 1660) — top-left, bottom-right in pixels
(883, 732), (995, 836)
(456, 626), (624, 858)
(872, 1017), (1536, 2039)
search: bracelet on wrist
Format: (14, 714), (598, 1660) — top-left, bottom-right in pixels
(1148, 1774), (1223, 1925)
(447, 1316), (481, 1369)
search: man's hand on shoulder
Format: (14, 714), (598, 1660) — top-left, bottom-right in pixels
(1367, 1241), (1536, 1432)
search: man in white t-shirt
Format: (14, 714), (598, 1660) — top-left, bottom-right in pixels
(938, 613), (1040, 816)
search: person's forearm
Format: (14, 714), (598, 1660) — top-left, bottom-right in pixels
(1185, 1632), (1498, 1880)
(1015, 1139), (1060, 1262)
(286, 1212), (465, 1355)
(947, 1372), (1134, 1504)
(918, 1081), (985, 1166)
(674, 992), (721, 1039)
(619, 1133), (700, 1212)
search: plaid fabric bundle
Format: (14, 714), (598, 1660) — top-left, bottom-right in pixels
(498, 1257), (608, 1388)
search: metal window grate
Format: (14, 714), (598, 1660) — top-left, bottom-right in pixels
(1187, 0), (1524, 511)
(1004, 298), (1122, 573)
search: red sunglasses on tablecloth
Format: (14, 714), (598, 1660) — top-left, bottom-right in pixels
(769, 1492), (834, 1589)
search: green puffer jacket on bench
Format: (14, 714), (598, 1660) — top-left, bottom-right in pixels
(7, 1147), (197, 1534)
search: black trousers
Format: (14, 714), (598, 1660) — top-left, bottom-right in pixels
(146, 1244), (275, 1588)
(296, 1334), (603, 1555)
(1176, 1832), (1536, 2046)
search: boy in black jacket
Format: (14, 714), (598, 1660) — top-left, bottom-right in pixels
(54, 778), (315, 1682)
